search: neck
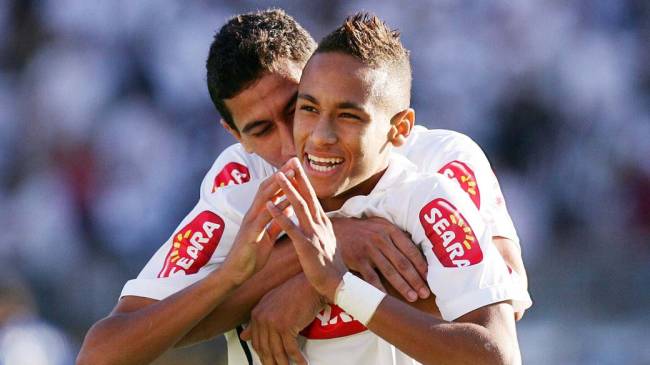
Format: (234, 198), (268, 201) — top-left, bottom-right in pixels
(319, 166), (388, 212)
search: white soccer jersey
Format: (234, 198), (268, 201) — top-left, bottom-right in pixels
(396, 125), (519, 244)
(121, 128), (525, 364)
(121, 153), (531, 365)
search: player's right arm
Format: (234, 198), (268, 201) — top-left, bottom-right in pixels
(76, 151), (287, 365)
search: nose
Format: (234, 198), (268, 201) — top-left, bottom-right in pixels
(311, 116), (337, 147)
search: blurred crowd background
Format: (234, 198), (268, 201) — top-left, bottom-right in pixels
(1, 0), (649, 364)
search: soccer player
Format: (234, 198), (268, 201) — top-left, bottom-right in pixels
(237, 13), (530, 364)
(77, 9), (529, 365)
(255, 13), (533, 364)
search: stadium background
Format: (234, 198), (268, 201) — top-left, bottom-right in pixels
(0, 0), (649, 364)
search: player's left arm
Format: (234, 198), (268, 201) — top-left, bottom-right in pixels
(431, 135), (528, 316)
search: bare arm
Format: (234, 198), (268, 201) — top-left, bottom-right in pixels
(368, 298), (518, 365)
(77, 175), (285, 365)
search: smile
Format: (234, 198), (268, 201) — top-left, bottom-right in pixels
(305, 153), (344, 173)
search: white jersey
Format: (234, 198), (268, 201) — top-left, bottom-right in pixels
(395, 126), (518, 244)
(120, 127), (527, 364)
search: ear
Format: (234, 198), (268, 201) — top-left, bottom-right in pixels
(388, 108), (415, 147)
(220, 119), (254, 153)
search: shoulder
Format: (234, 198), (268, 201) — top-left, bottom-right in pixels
(208, 177), (265, 220)
(405, 126), (481, 154)
(200, 143), (272, 197)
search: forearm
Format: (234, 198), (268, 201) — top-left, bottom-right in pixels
(367, 297), (517, 365)
(78, 268), (240, 365)
(177, 237), (302, 346)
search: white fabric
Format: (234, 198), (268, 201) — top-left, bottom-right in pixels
(334, 272), (387, 325)
(396, 126), (519, 245)
(120, 129), (529, 365)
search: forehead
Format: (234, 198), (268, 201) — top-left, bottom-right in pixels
(299, 52), (384, 107)
(225, 65), (301, 129)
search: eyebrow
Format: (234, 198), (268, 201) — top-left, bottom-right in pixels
(298, 93), (366, 112)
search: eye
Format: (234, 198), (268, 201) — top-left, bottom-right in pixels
(339, 112), (361, 120)
(299, 105), (318, 113)
(252, 124), (274, 137)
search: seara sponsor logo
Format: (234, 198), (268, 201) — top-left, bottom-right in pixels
(212, 162), (250, 192)
(158, 211), (225, 277)
(438, 160), (480, 209)
(419, 198), (483, 268)
(300, 304), (367, 339)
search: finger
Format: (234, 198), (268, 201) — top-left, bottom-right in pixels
(246, 177), (283, 227)
(285, 157), (321, 218)
(368, 249), (418, 302)
(250, 192), (293, 237)
(282, 335), (307, 365)
(389, 228), (429, 280)
(357, 263), (386, 292)
(269, 331), (290, 365)
(250, 174), (292, 221)
(251, 323), (261, 362)
(275, 172), (314, 230)
(265, 199), (292, 241)
(515, 310), (525, 321)
(240, 326), (252, 341)
(256, 323), (274, 365)
(267, 201), (320, 260)
(381, 232), (430, 299)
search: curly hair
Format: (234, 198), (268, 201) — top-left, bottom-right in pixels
(206, 9), (316, 129)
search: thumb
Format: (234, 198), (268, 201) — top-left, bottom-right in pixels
(240, 326), (251, 341)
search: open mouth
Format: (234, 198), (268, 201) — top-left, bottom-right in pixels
(305, 153), (344, 173)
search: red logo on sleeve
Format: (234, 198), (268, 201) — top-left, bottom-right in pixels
(158, 211), (225, 277)
(438, 160), (480, 209)
(419, 198), (483, 268)
(300, 304), (367, 339)
(212, 162), (250, 192)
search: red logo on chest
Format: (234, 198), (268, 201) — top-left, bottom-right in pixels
(438, 160), (480, 209)
(158, 211), (225, 277)
(212, 162), (250, 192)
(419, 198), (483, 267)
(300, 304), (367, 339)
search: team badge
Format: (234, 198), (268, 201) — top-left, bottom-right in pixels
(212, 162), (250, 192)
(438, 160), (480, 208)
(300, 304), (367, 339)
(419, 198), (483, 268)
(158, 211), (225, 277)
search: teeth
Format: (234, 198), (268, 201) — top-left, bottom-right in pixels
(307, 154), (343, 164)
(310, 162), (337, 172)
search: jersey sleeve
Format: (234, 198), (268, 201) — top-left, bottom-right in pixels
(399, 129), (520, 245)
(397, 177), (531, 321)
(199, 143), (275, 200)
(120, 181), (257, 300)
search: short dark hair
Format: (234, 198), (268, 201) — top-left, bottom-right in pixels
(315, 12), (412, 110)
(206, 9), (316, 129)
